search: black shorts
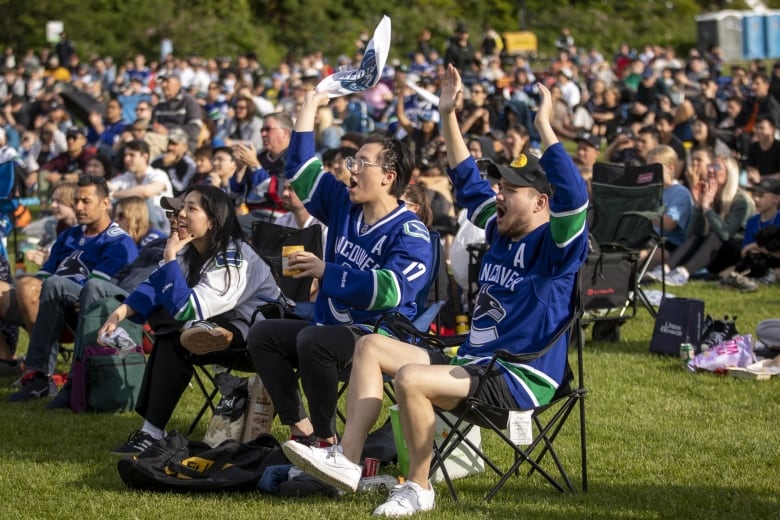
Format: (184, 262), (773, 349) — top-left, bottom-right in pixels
(427, 349), (519, 415)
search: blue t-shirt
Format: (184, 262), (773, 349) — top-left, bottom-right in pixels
(659, 183), (694, 247)
(743, 212), (780, 248)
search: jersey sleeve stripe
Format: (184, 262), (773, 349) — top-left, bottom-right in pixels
(472, 198), (496, 229)
(289, 157), (321, 203)
(550, 202), (589, 247)
(369, 269), (402, 310)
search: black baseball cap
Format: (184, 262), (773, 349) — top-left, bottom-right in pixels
(747, 177), (780, 195)
(161, 194), (184, 212)
(486, 153), (551, 196)
(575, 132), (602, 150)
(66, 126), (87, 139)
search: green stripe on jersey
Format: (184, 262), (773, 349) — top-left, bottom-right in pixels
(550, 206), (587, 246)
(498, 359), (557, 405)
(291, 159), (323, 202)
(473, 200), (496, 229)
(174, 298), (198, 321)
(370, 269), (401, 310)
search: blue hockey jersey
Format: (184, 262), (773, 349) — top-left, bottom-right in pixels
(449, 143), (589, 410)
(38, 222), (138, 285)
(286, 131), (433, 326)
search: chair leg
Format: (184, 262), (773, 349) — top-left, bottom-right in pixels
(187, 366), (219, 435)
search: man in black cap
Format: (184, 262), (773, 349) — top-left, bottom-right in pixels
(574, 131), (602, 172)
(150, 72), (203, 152)
(281, 65), (589, 516)
(444, 22), (477, 78)
(39, 125), (94, 192)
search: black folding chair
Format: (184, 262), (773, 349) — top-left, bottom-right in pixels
(421, 280), (587, 502)
(583, 162), (666, 341)
(187, 222), (324, 434)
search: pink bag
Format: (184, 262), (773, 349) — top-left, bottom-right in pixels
(687, 335), (756, 373)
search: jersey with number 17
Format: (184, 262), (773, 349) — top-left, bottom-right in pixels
(285, 131), (433, 327)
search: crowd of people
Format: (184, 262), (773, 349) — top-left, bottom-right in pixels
(0, 22), (777, 517)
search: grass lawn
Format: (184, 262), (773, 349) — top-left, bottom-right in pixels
(0, 280), (778, 519)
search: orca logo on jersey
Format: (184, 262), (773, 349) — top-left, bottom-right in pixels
(472, 285), (506, 323)
(215, 250), (243, 268)
(54, 250), (90, 283)
(403, 221), (430, 242)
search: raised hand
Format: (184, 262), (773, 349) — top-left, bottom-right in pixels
(439, 64), (463, 116)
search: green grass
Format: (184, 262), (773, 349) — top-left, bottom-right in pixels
(1, 280), (779, 519)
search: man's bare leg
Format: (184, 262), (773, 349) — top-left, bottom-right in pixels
(340, 334), (431, 463)
(394, 363), (472, 488)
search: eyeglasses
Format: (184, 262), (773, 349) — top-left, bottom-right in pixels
(164, 210), (176, 219)
(260, 126), (281, 132)
(236, 105), (248, 110)
(345, 156), (386, 172)
(135, 106), (150, 112)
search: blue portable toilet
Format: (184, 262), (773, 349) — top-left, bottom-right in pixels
(765, 11), (780, 59)
(743, 13), (766, 59)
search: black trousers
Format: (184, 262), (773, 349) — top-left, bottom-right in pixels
(247, 319), (359, 438)
(668, 231), (742, 275)
(135, 317), (248, 430)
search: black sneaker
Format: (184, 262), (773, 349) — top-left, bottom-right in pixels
(701, 315), (739, 351)
(111, 430), (158, 457)
(7, 372), (55, 403)
(47, 380), (72, 410)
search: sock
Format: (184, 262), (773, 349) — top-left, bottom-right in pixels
(141, 420), (165, 440)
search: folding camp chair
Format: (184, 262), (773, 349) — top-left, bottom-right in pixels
(188, 221), (324, 434)
(583, 161), (666, 340)
(428, 277), (587, 502)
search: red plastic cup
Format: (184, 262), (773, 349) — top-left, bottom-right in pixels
(362, 457), (380, 478)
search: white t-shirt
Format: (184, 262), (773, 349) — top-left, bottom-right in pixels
(110, 166), (174, 209)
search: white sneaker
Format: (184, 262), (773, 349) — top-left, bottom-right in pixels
(372, 480), (435, 517)
(643, 265), (666, 283)
(281, 440), (362, 493)
(665, 266), (690, 286)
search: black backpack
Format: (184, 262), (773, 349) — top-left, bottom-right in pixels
(117, 431), (288, 492)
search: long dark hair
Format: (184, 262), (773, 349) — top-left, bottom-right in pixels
(181, 185), (245, 290)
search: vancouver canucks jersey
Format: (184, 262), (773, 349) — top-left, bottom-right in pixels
(125, 240), (280, 339)
(449, 143), (589, 410)
(38, 222), (138, 285)
(286, 131), (433, 326)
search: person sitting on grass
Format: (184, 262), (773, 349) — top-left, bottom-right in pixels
(643, 145), (694, 279)
(98, 185), (280, 456)
(652, 155), (754, 286)
(281, 66), (589, 517)
(719, 177), (780, 291)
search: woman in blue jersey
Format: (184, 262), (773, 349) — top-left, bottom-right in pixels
(247, 88), (434, 447)
(281, 65), (590, 516)
(98, 185), (280, 456)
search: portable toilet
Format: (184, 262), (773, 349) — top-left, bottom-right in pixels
(764, 10), (780, 59)
(742, 13), (766, 59)
(696, 10), (743, 62)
